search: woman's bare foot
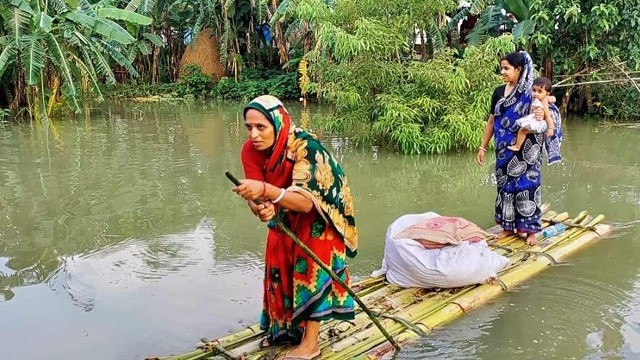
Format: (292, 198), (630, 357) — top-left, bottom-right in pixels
(497, 229), (514, 238)
(525, 233), (537, 246)
(279, 321), (320, 359)
(279, 344), (320, 359)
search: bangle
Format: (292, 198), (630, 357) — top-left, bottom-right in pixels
(478, 146), (487, 152)
(272, 188), (286, 203)
(260, 181), (266, 197)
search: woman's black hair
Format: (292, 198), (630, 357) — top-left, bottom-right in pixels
(501, 52), (525, 70)
(533, 77), (553, 93)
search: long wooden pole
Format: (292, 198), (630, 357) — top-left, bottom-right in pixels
(553, 77), (640, 88)
(555, 70), (640, 78)
(225, 171), (401, 351)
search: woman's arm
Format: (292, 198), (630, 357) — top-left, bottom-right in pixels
(264, 183), (313, 213)
(477, 115), (494, 166)
(233, 180), (313, 214)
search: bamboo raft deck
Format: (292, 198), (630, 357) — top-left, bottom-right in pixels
(152, 208), (611, 360)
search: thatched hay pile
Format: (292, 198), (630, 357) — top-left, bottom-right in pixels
(179, 28), (225, 82)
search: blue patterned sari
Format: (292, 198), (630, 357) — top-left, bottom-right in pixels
(545, 103), (563, 165)
(491, 51), (542, 234)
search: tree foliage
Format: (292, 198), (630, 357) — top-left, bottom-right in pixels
(530, 0), (640, 72)
(2, 0), (640, 137)
(0, 0), (150, 118)
(290, 0), (514, 154)
(525, 0), (640, 116)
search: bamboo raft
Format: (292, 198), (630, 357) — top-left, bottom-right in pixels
(151, 207), (611, 360)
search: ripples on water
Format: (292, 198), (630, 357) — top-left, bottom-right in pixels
(41, 216), (263, 314)
(397, 273), (634, 360)
(396, 305), (502, 360)
(620, 277), (640, 357)
(46, 218), (216, 311)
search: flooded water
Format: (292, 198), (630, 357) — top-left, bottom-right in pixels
(0, 100), (638, 360)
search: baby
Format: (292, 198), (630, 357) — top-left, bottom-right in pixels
(508, 77), (555, 152)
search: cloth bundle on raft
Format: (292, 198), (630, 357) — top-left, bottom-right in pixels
(374, 213), (509, 289)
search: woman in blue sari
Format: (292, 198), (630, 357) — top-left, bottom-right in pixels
(477, 51), (544, 245)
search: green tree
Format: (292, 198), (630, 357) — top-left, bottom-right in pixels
(288, 0), (516, 154)
(453, 0), (640, 117)
(0, 0), (151, 118)
(463, 0), (536, 46)
(530, 0), (640, 115)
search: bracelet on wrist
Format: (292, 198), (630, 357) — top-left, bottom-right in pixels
(273, 188), (286, 203)
(260, 181), (266, 197)
(478, 146), (487, 152)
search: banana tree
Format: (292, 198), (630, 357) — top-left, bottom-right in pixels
(0, 0), (151, 119)
(118, 0), (171, 83)
(463, 0), (535, 45)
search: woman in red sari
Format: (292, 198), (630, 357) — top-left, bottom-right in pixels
(232, 95), (357, 360)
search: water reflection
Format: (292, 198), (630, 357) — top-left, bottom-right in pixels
(46, 218), (214, 311)
(328, 136), (350, 163)
(400, 225), (639, 360)
(395, 304), (503, 359)
(0, 101), (233, 306)
(372, 145), (380, 163)
(620, 276), (640, 357)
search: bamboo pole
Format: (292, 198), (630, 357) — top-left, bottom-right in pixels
(188, 277), (403, 360)
(200, 278), (400, 359)
(553, 62), (622, 86)
(321, 288), (479, 359)
(553, 68), (591, 86)
(610, 61), (640, 94)
(350, 212), (596, 352)
(321, 211), (595, 359)
(245, 285), (416, 358)
(555, 70), (640, 78)
(494, 211), (579, 252)
(224, 171), (400, 351)
(553, 77), (640, 88)
(169, 281), (406, 360)
(541, 217), (598, 232)
(245, 212), (586, 359)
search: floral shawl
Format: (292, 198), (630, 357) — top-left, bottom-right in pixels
(241, 95), (358, 256)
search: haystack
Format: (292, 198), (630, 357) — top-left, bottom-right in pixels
(179, 28), (225, 82)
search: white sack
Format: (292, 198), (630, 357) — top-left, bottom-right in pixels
(372, 212), (509, 288)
